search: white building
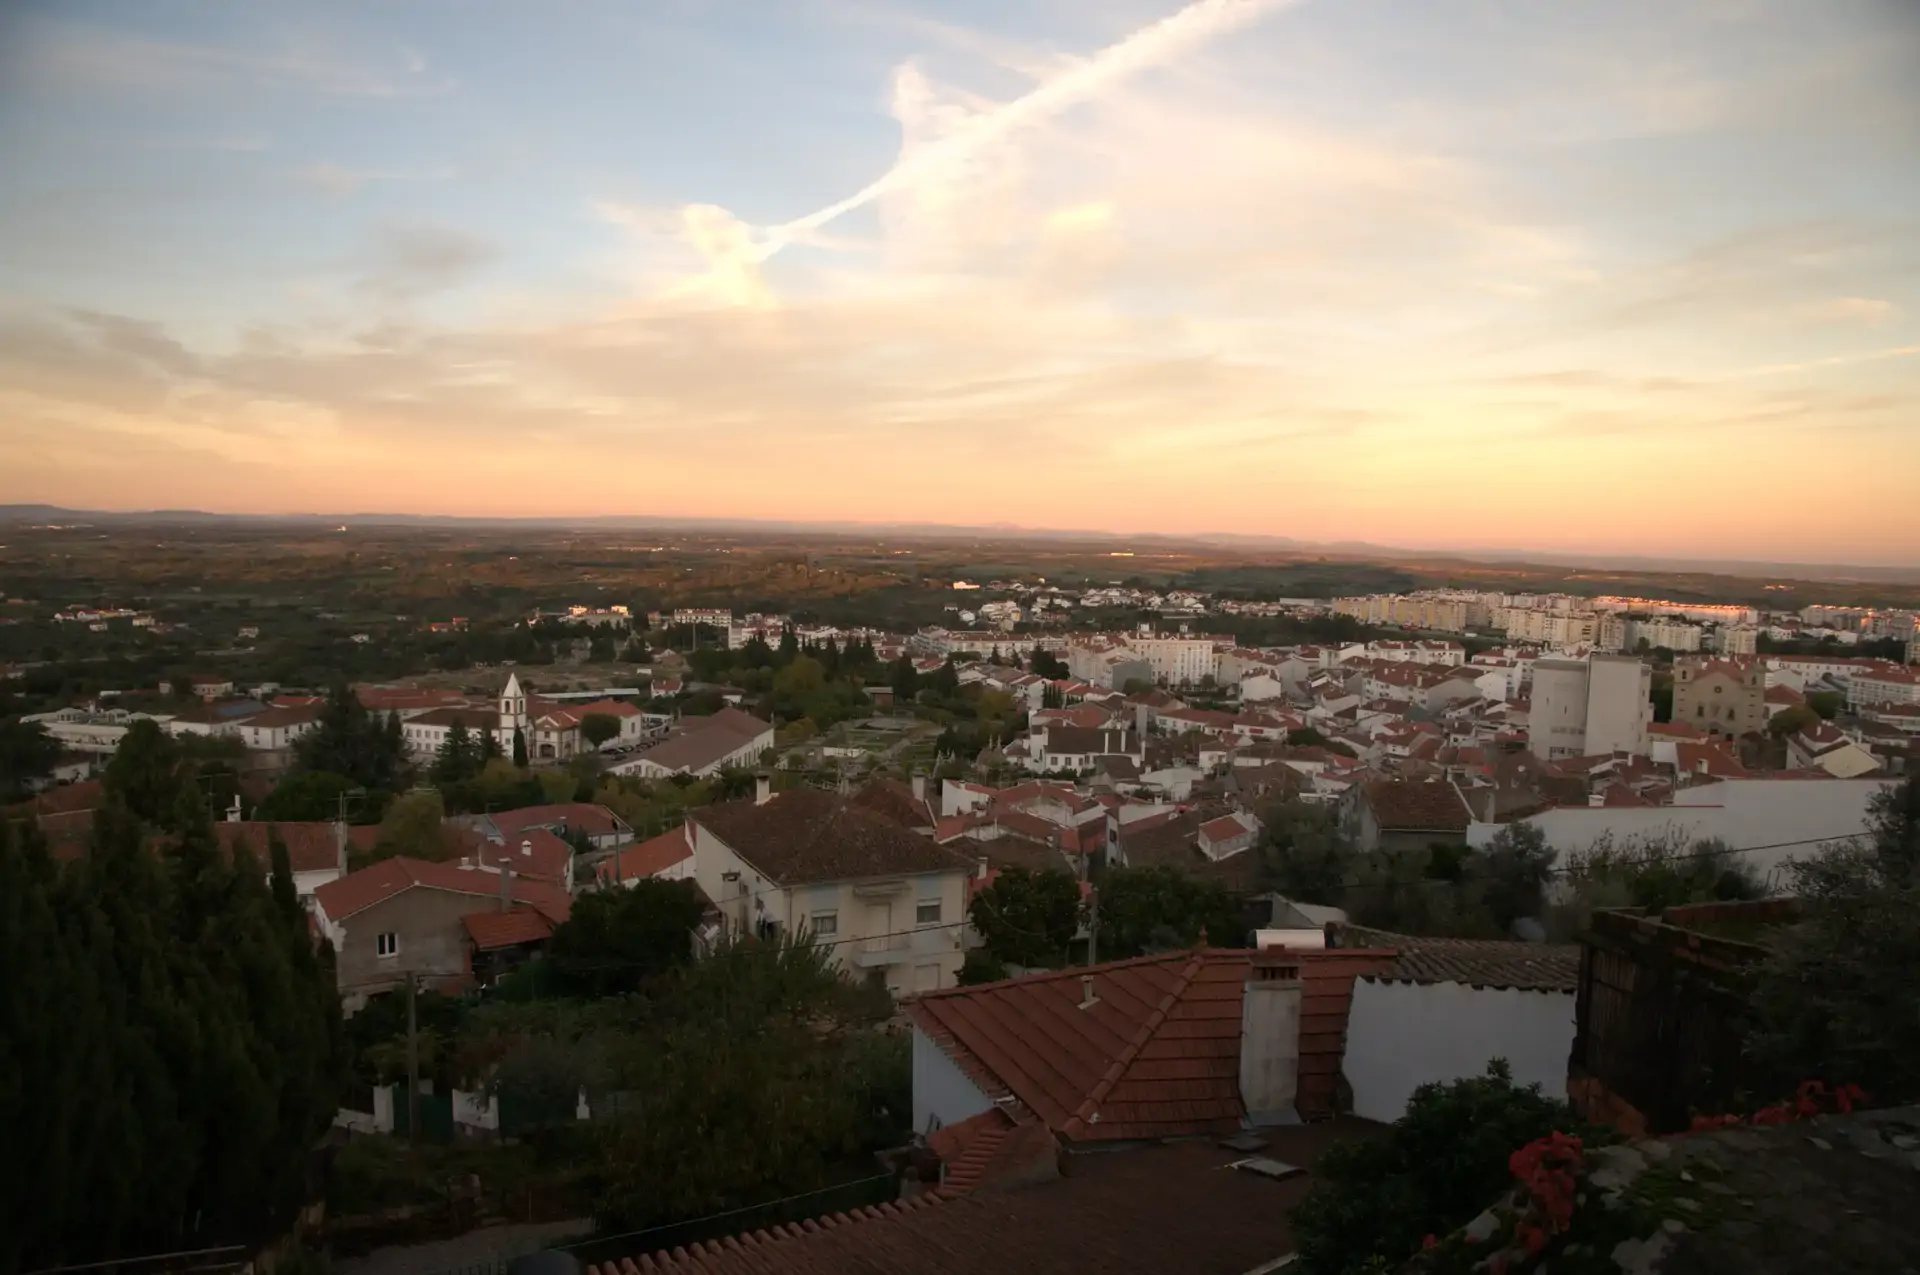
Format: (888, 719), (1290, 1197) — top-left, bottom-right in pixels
(1343, 933), (1578, 1124)
(689, 784), (972, 997)
(1529, 654), (1651, 760)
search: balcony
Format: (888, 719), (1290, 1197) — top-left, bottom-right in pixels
(852, 925), (957, 968)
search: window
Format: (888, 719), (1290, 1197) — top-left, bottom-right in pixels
(916, 900), (942, 925)
(376, 932), (399, 958)
(809, 910), (838, 937)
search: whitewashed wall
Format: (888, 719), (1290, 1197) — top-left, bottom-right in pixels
(911, 1024), (993, 1137)
(1467, 777), (1895, 885)
(1344, 979), (1575, 1123)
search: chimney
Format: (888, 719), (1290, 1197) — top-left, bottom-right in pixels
(334, 819), (349, 875)
(226, 794), (242, 823)
(755, 772), (773, 806)
(499, 863), (513, 913)
(911, 773), (927, 806)
(1239, 958), (1303, 1126)
(1079, 975), (1099, 1010)
(521, 838), (533, 858)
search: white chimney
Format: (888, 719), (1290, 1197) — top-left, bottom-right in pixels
(334, 820), (348, 875)
(1239, 958), (1303, 1126)
(521, 838), (533, 857)
(911, 773), (927, 805)
(1079, 975), (1099, 1010)
(226, 795), (242, 823)
(755, 773), (773, 806)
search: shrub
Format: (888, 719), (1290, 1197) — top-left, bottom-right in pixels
(1291, 1061), (1609, 1275)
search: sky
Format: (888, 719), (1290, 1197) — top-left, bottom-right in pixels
(0, 0), (1917, 565)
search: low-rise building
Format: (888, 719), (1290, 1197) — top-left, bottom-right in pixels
(689, 784), (974, 996)
(1673, 659), (1766, 740)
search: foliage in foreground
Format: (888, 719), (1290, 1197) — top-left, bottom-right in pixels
(1291, 1062), (1609, 1275)
(1747, 774), (1920, 1103)
(0, 797), (345, 1270)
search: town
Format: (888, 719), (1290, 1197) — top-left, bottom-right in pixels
(5, 521), (1919, 1274)
(6, 0), (1920, 1267)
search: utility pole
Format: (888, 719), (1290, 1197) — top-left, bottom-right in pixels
(405, 970), (421, 1147)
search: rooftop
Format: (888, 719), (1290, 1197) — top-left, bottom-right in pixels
(587, 1123), (1368, 1275)
(692, 788), (972, 886)
(1336, 924), (1579, 993)
(907, 946), (1396, 1138)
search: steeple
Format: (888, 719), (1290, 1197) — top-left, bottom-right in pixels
(500, 672), (526, 725)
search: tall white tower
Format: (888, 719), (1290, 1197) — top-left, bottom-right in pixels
(499, 672), (527, 729)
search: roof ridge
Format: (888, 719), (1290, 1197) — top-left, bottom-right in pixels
(907, 948), (1194, 1001)
(606, 1190), (955, 1274)
(1061, 946), (1211, 1138)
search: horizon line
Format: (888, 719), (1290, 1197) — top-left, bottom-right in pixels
(3, 502), (1917, 581)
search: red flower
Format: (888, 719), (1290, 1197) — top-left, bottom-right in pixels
(1518, 1223), (1548, 1256)
(1422, 1234), (1438, 1251)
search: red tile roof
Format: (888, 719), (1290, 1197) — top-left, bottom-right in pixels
(587, 1128), (1364, 1275)
(473, 825), (573, 883)
(462, 906), (555, 950)
(596, 823), (694, 884)
(1360, 778), (1471, 832)
(313, 857), (573, 926)
(693, 789), (972, 886)
(214, 820), (341, 875)
(490, 802), (628, 840)
(906, 946), (1396, 1138)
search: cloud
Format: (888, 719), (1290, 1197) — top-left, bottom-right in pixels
(355, 224), (497, 301)
(291, 162), (457, 195)
(1799, 296), (1899, 326)
(667, 0), (1296, 303)
(12, 19), (455, 99)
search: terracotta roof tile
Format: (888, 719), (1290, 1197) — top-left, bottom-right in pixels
(906, 947), (1396, 1137)
(314, 857), (573, 926)
(462, 905), (555, 950)
(1360, 778), (1470, 832)
(1337, 925), (1578, 993)
(693, 789), (972, 886)
(597, 824), (694, 884)
(588, 1128), (1366, 1275)
(214, 820), (341, 875)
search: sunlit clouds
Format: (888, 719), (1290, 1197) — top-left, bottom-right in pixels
(0, 0), (1916, 563)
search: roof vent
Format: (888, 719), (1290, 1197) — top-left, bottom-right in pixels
(521, 838), (533, 857)
(1079, 975), (1099, 1009)
(1228, 1156), (1304, 1182)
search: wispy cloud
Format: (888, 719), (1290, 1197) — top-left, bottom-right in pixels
(666, 0), (1295, 303)
(291, 162), (458, 195)
(15, 20), (455, 98)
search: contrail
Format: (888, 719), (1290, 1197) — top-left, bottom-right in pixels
(753, 0), (1291, 261)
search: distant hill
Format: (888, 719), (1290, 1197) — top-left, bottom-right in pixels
(0, 504), (1913, 583)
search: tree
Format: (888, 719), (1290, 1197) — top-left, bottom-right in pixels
(1768, 705), (1821, 737)
(1748, 775), (1920, 1101)
(256, 770), (356, 822)
(432, 716), (480, 785)
(1291, 1062), (1607, 1275)
(103, 718), (184, 828)
(1098, 865), (1247, 957)
(512, 725), (528, 768)
(968, 867), (1082, 968)
(1477, 822), (1555, 934)
(1258, 799), (1356, 904)
(888, 656), (920, 702)
(1807, 690), (1843, 721)
(546, 878), (708, 997)
(1029, 648), (1068, 680)
(579, 713), (623, 751)
(0, 799), (343, 1270)
(296, 685), (403, 792)
(369, 789), (454, 863)
(589, 632), (616, 663)
(0, 718), (61, 801)
(591, 935), (898, 1233)
(1121, 677), (1154, 695)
